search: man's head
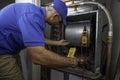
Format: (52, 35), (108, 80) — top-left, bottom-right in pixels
(45, 0), (67, 26)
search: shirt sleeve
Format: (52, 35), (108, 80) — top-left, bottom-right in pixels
(18, 13), (45, 46)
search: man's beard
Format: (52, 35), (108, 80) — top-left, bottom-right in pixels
(47, 21), (53, 25)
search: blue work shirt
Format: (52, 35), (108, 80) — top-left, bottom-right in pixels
(0, 3), (46, 54)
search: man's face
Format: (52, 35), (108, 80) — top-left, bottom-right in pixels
(47, 14), (62, 25)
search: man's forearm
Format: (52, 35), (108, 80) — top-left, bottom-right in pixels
(33, 49), (75, 68)
(45, 38), (57, 45)
(45, 38), (69, 46)
(27, 46), (78, 68)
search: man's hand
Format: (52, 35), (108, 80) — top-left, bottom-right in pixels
(68, 57), (79, 68)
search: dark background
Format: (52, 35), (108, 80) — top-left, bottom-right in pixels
(0, 0), (15, 9)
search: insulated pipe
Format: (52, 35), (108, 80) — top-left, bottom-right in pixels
(68, 1), (113, 80)
(79, 2), (113, 36)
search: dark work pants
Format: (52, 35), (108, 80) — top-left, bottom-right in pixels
(0, 54), (24, 80)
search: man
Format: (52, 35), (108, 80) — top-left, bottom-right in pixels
(0, 0), (78, 80)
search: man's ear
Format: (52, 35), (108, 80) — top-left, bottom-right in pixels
(51, 13), (58, 20)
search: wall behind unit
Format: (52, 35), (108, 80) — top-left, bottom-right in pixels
(0, 0), (15, 9)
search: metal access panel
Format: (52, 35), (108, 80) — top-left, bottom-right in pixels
(45, 10), (103, 79)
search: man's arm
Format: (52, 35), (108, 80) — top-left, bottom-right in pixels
(45, 38), (69, 46)
(27, 46), (78, 68)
